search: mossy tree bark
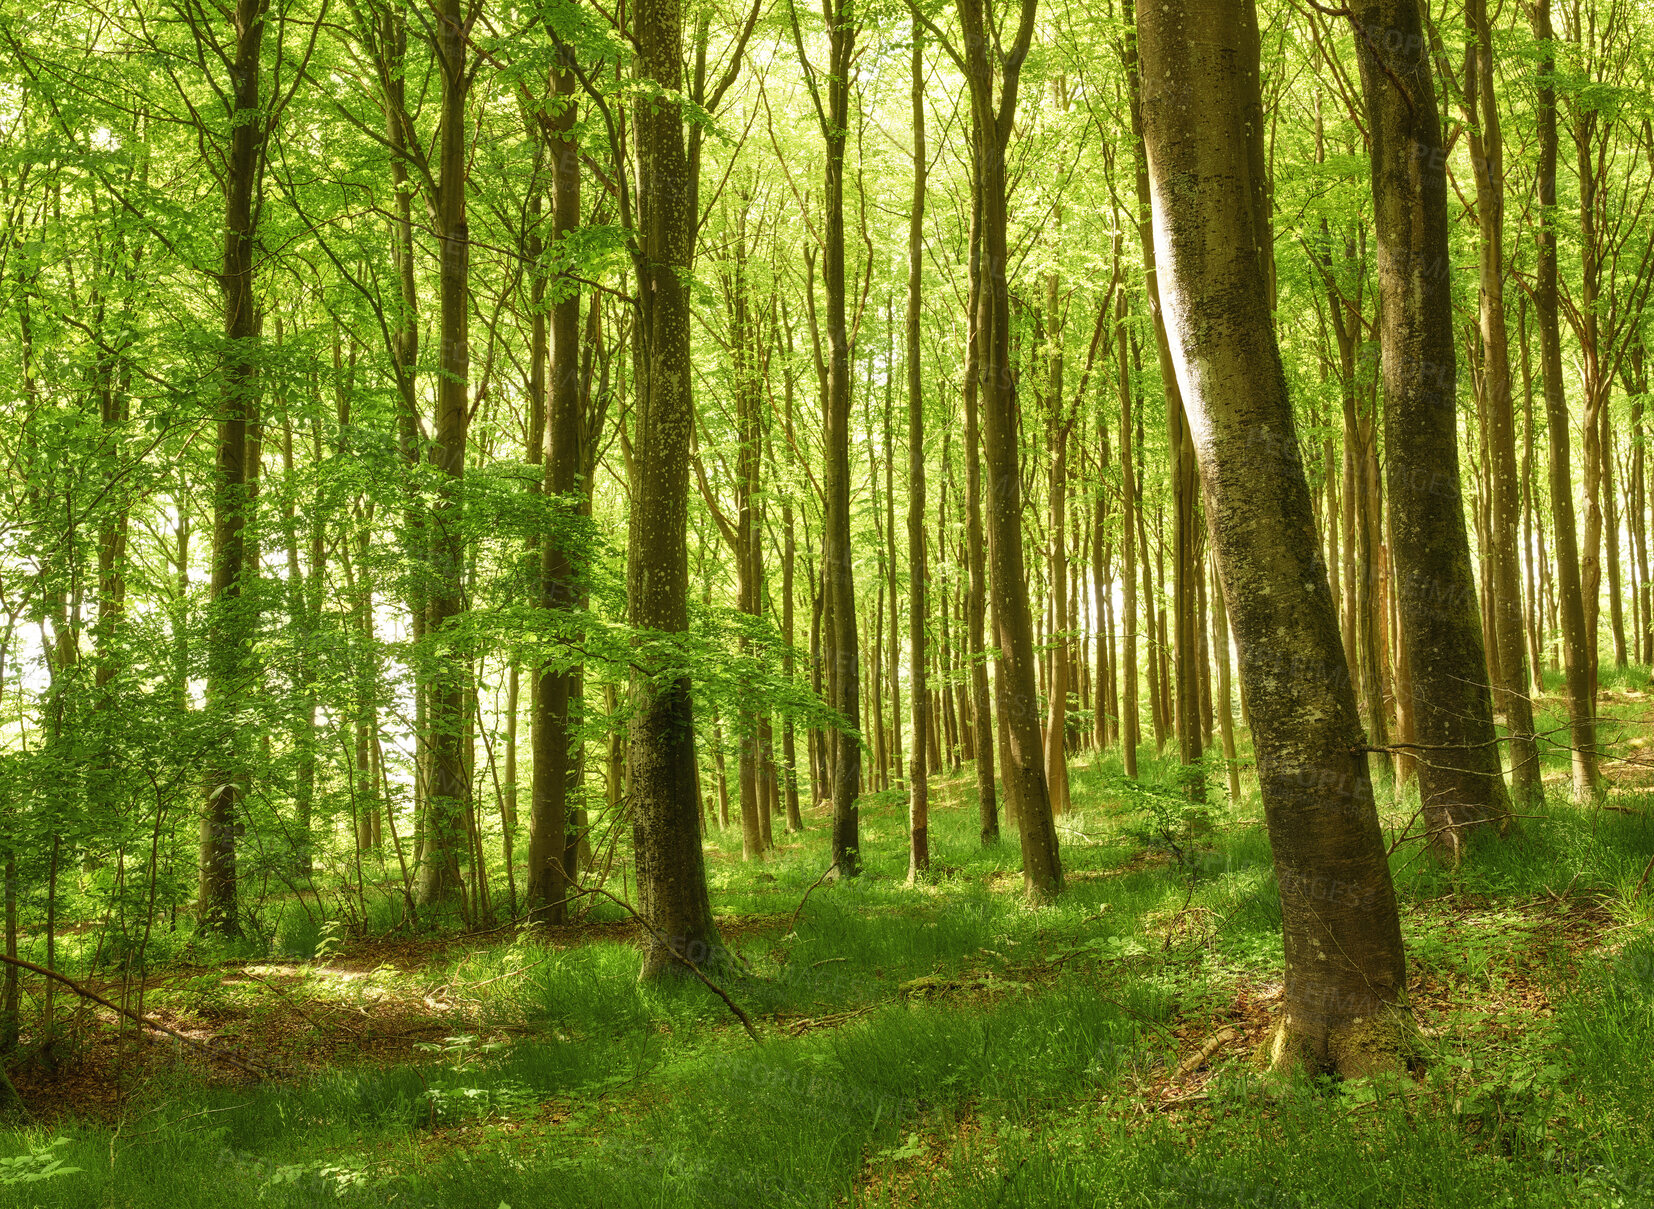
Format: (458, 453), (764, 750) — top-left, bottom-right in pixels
(1349, 0), (1513, 854)
(1139, 0), (1412, 1076)
(952, 0), (1062, 897)
(630, 0), (719, 979)
(199, 0), (269, 935)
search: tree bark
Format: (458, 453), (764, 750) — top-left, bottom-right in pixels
(956, 0), (1062, 896)
(960, 167), (999, 845)
(528, 60), (583, 922)
(1349, 0), (1513, 853)
(1139, 0), (1411, 1074)
(630, 0), (719, 977)
(199, 0), (268, 935)
(1529, 0), (1597, 796)
(906, 28), (930, 879)
(1461, 0), (1542, 808)
(417, 0), (475, 908)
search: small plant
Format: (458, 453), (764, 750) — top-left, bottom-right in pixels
(313, 918), (347, 965)
(0, 1137), (82, 1187)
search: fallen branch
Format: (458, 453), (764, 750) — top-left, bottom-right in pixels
(458, 953), (556, 992)
(0, 955), (277, 1079)
(1632, 851), (1654, 904)
(563, 878), (761, 1043)
(788, 861), (840, 934)
(1174, 1027), (1238, 1079)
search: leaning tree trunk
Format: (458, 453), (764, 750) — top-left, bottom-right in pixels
(1139, 0), (1410, 1075)
(1349, 0), (1513, 854)
(630, 0), (719, 978)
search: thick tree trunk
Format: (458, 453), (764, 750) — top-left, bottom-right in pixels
(1139, 0), (1411, 1074)
(631, 0), (719, 978)
(1349, 0), (1513, 854)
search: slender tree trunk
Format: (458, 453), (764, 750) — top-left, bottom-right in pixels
(780, 351), (805, 832)
(528, 61), (582, 921)
(418, 0), (476, 907)
(1464, 0), (1542, 808)
(199, 0), (268, 935)
(1530, 0), (1598, 796)
(961, 166), (999, 844)
(809, 3), (864, 877)
(957, 0), (1063, 897)
(1125, 0), (1203, 800)
(906, 30), (930, 878)
(1350, 0), (1513, 854)
(1118, 294), (1140, 777)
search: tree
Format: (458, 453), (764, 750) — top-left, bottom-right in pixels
(527, 57), (582, 923)
(1528, 0), (1597, 798)
(1464, 0), (1542, 808)
(1138, 0), (1411, 1074)
(945, 0), (1063, 897)
(628, 0), (720, 978)
(790, 0), (865, 879)
(907, 24), (930, 880)
(199, 0), (271, 936)
(1349, 0), (1513, 853)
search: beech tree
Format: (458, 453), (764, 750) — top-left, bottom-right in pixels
(1139, 0), (1410, 1074)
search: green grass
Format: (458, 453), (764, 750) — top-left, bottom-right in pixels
(2, 702), (1652, 1209)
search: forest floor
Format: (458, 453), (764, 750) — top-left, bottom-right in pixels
(2, 676), (1653, 1207)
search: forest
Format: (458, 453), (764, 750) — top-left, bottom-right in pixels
(0, 0), (1651, 1200)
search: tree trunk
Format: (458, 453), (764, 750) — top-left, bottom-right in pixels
(528, 60), (582, 922)
(1464, 0), (1542, 808)
(1139, 0), (1411, 1074)
(1118, 294), (1140, 777)
(956, 0), (1063, 897)
(1530, 0), (1597, 796)
(906, 30), (930, 878)
(630, 0), (719, 978)
(199, 0), (268, 935)
(1124, 0), (1203, 799)
(961, 161), (999, 845)
(1349, 0), (1513, 854)
(417, 0), (475, 908)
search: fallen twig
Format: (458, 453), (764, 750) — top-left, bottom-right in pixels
(0, 954), (278, 1079)
(563, 877), (762, 1043)
(1174, 1027), (1238, 1079)
(788, 861), (840, 934)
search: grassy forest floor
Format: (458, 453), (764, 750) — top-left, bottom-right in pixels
(3, 673), (1654, 1207)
